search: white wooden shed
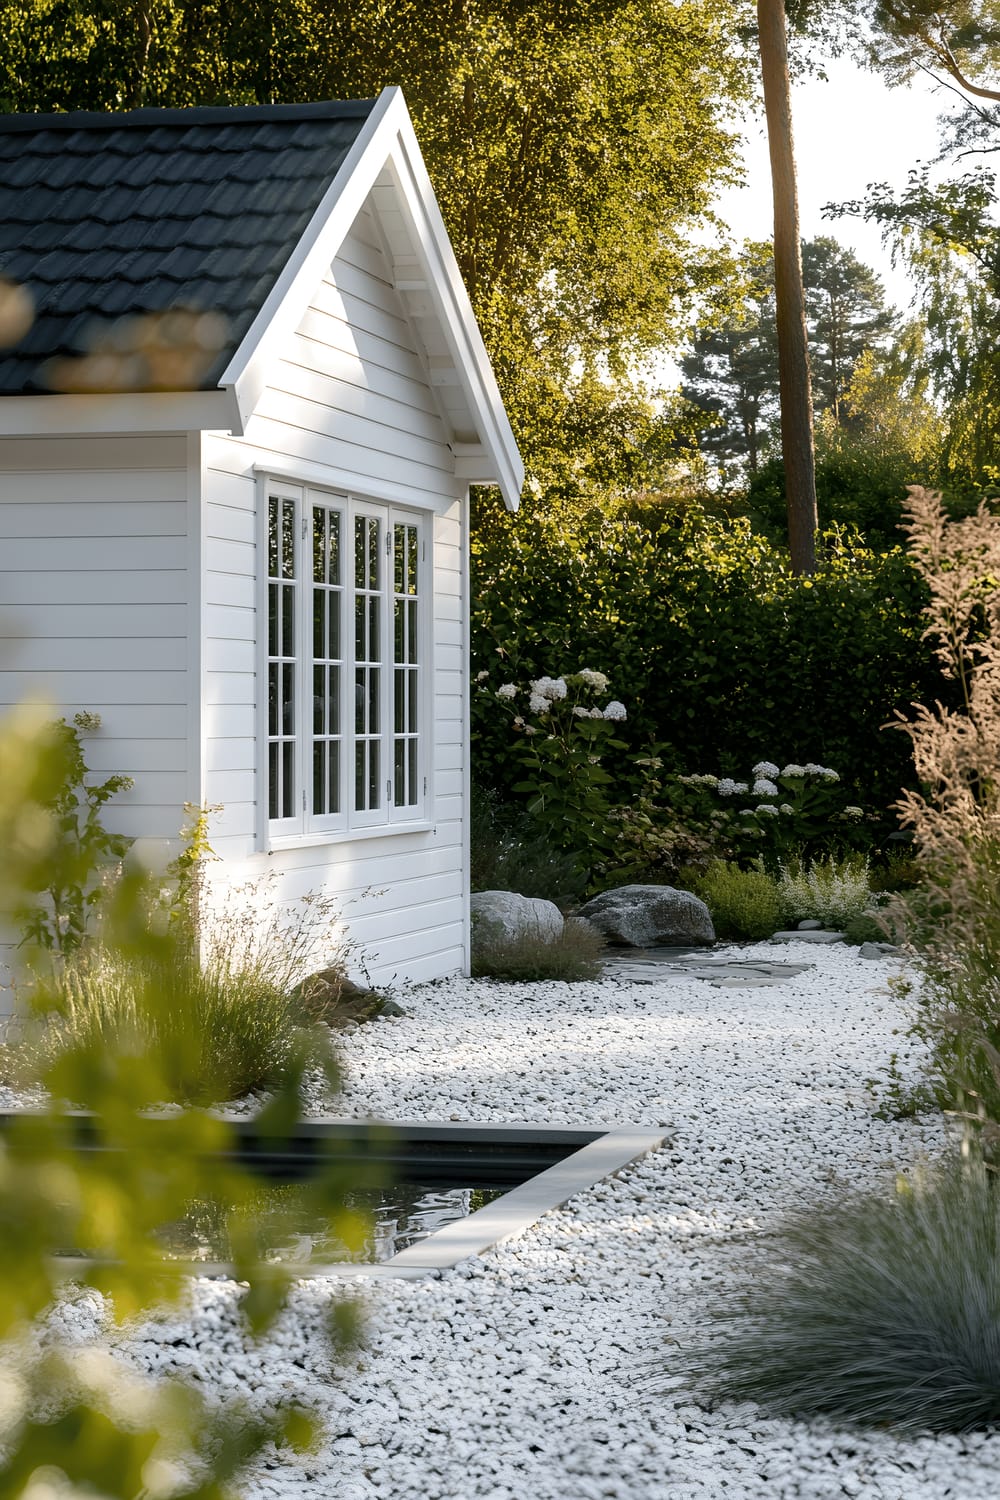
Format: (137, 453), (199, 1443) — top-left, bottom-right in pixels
(0, 89), (522, 996)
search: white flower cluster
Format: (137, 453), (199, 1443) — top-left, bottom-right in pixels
(717, 778), (749, 797)
(752, 777), (779, 797)
(528, 692), (550, 714)
(804, 762), (840, 782)
(530, 676), (568, 702)
(496, 683), (518, 700)
(603, 701), (627, 721)
(843, 805), (864, 820)
(780, 763), (805, 778)
(679, 773), (720, 788)
(578, 668), (610, 692)
(751, 760), (780, 779)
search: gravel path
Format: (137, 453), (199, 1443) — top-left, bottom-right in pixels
(66, 941), (1000, 1498)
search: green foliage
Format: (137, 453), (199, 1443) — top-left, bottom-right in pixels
(695, 860), (783, 940)
(842, 910), (892, 946)
(777, 854), (874, 929)
(470, 786), (589, 907)
(483, 668), (630, 880)
(472, 499), (934, 818)
(678, 1161), (1000, 1431)
(470, 914), (604, 982)
(0, 704), (363, 1491)
(15, 711), (133, 957)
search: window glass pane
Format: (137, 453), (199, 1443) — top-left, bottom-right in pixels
(355, 742), (365, 810)
(268, 497), (279, 578)
(281, 741), (294, 817)
(328, 741), (340, 815)
(407, 526), (418, 594)
(408, 739), (417, 805)
(394, 668), (404, 734)
(368, 517), (379, 589)
(281, 584), (294, 657)
(313, 590), (325, 661)
(369, 740), (379, 809)
(281, 499), (295, 579)
(313, 665), (324, 734)
(312, 508), (324, 583)
(328, 593), (340, 659)
(313, 742), (325, 815)
(268, 743), (279, 820)
(268, 663), (279, 737)
(407, 599), (418, 664)
(368, 668), (380, 734)
(328, 667), (339, 727)
(394, 599), (404, 662)
(282, 663), (294, 733)
(268, 582), (277, 658)
(355, 596), (365, 658)
(394, 739), (405, 806)
(408, 671), (418, 733)
(355, 668), (365, 734)
(354, 515), (365, 590)
(369, 598), (380, 660)
(393, 524), (404, 595)
(329, 512), (340, 586)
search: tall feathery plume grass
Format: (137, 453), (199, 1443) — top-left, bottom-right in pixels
(890, 486), (1000, 1147)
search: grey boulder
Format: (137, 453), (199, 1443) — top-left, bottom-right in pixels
(470, 890), (564, 943)
(578, 885), (714, 948)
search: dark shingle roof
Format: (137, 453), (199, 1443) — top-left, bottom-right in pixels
(0, 100), (376, 395)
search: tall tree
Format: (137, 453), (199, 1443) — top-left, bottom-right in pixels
(802, 237), (897, 423)
(757, 0), (818, 573)
(0, 0), (752, 494)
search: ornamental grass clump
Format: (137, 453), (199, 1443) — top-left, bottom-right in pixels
(777, 854), (874, 930)
(696, 860), (782, 940)
(471, 915), (604, 982)
(889, 487), (1000, 1142)
(678, 1162), (1000, 1432)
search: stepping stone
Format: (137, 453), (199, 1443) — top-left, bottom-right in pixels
(771, 929), (846, 944)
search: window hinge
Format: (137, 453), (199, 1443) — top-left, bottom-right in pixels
(386, 531), (392, 555)
(302, 789), (307, 811)
(301, 517), (308, 539)
(387, 778), (393, 803)
(422, 541), (426, 562)
(423, 776), (428, 796)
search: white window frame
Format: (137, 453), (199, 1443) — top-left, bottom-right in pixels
(258, 476), (432, 847)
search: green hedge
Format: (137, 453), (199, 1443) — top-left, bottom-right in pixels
(470, 495), (938, 816)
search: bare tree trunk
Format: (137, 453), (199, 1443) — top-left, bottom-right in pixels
(757, 0), (817, 574)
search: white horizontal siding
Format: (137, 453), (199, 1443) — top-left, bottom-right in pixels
(0, 435), (193, 1007)
(200, 207), (470, 985)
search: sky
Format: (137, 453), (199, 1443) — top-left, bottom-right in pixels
(714, 53), (955, 314)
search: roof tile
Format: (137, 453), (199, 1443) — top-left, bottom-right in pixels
(0, 99), (375, 395)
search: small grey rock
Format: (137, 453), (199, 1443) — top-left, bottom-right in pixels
(772, 929), (846, 944)
(377, 998), (408, 1017)
(857, 941), (900, 960)
(797, 919), (823, 930)
(470, 890), (564, 943)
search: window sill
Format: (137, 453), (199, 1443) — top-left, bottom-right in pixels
(265, 821), (435, 853)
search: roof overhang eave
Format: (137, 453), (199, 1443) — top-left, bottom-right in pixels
(0, 385), (241, 437)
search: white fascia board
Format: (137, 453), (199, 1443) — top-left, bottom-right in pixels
(0, 387), (239, 437)
(220, 86), (524, 512)
(385, 113), (523, 512)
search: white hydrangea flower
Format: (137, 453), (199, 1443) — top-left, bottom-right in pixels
(528, 692), (550, 714)
(752, 761), (780, 779)
(572, 705), (591, 718)
(781, 763), (806, 778)
(844, 805), (864, 819)
(589, 707), (605, 719)
(718, 778), (749, 796)
(803, 762), (839, 781)
(603, 700), (627, 721)
(475, 669), (490, 682)
(756, 803), (778, 817)
(752, 778), (779, 797)
(739, 808), (756, 817)
(530, 675), (568, 701)
(578, 668), (610, 691)
(496, 683), (518, 699)
(513, 716), (525, 728)
(779, 803), (794, 815)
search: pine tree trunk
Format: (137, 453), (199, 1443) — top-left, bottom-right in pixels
(757, 0), (817, 574)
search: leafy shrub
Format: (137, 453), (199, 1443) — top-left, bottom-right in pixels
(696, 861), (782, 940)
(472, 496), (934, 820)
(471, 915), (604, 981)
(777, 855), (873, 929)
(471, 786), (589, 906)
(678, 1162), (1000, 1432)
(842, 910), (893, 946)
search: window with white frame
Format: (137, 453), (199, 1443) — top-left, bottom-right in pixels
(264, 481), (428, 839)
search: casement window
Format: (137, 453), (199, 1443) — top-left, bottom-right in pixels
(263, 480), (428, 840)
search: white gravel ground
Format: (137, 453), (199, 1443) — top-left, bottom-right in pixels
(56, 940), (1000, 1498)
